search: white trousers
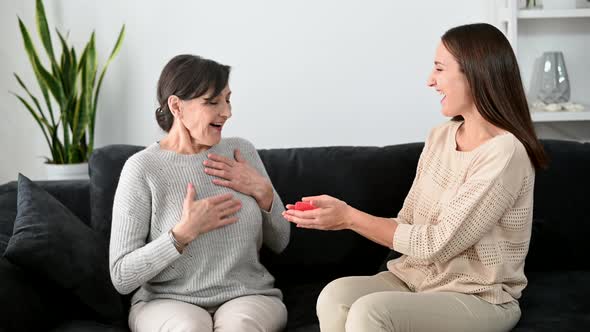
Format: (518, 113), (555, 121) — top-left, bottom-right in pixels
(129, 295), (287, 332)
(317, 271), (521, 332)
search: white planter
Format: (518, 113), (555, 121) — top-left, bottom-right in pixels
(45, 162), (89, 181)
(543, 0), (577, 9)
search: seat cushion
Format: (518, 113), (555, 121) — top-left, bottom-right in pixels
(281, 281), (325, 331)
(3, 174), (125, 325)
(0, 257), (48, 331)
(50, 320), (128, 332)
(288, 324), (320, 332)
(514, 271), (590, 331)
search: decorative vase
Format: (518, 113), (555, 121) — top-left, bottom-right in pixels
(45, 163), (89, 181)
(537, 51), (570, 104)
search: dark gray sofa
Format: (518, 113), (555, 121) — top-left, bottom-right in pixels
(1, 140), (589, 331)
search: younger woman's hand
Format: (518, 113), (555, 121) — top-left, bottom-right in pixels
(283, 194), (353, 230)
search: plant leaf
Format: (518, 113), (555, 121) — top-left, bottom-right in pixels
(18, 17), (57, 128)
(35, 0), (57, 66)
(11, 92), (55, 161)
(90, 24), (125, 152)
(18, 18), (65, 110)
(13, 73), (50, 128)
(56, 29), (73, 98)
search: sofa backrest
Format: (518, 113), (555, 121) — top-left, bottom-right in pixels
(525, 140), (590, 272)
(89, 144), (144, 241)
(88, 143), (422, 286)
(86, 139), (590, 285)
(257, 144), (422, 285)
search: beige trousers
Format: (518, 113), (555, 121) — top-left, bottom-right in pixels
(316, 271), (521, 332)
(129, 295), (287, 332)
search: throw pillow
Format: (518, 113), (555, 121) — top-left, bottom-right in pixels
(3, 174), (125, 324)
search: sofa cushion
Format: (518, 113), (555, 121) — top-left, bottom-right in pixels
(514, 271), (590, 331)
(3, 174), (125, 325)
(89, 144), (144, 243)
(258, 144), (422, 284)
(525, 140), (590, 272)
(88, 143), (423, 284)
(282, 281), (325, 330)
(0, 184), (19, 255)
(0, 256), (48, 331)
(50, 320), (128, 332)
(1, 253), (121, 331)
(0, 179), (91, 255)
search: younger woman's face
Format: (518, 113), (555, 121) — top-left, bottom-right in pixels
(427, 42), (474, 118)
(178, 85), (232, 148)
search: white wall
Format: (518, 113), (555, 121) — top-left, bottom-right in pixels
(1, 0), (498, 184)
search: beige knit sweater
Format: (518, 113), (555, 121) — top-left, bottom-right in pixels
(388, 120), (535, 304)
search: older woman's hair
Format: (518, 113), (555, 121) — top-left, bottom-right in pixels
(155, 54), (231, 132)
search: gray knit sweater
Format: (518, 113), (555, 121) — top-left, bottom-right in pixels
(109, 137), (290, 307)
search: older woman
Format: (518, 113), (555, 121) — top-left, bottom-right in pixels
(109, 54), (290, 332)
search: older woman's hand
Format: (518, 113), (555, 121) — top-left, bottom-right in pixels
(282, 195), (354, 230)
(204, 149), (273, 211)
(173, 183), (242, 248)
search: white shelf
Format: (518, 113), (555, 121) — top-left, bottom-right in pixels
(531, 110), (590, 122)
(518, 8), (590, 19)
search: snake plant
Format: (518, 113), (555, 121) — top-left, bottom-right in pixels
(11, 0), (125, 164)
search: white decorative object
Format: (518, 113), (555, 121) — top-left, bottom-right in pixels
(543, 0), (577, 9)
(545, 103), (562, 111)
(563, 102), (585, 111)
(530, 101), (585, 112)
(45, 163), (89, 181)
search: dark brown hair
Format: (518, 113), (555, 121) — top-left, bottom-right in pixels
(155, 54), (231, 132)
(442, 23), (548, 169)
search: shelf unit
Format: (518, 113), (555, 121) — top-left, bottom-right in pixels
(532, 109), (590, 122)
(518, 8), (590, 18)
(497, 0), (590, 123)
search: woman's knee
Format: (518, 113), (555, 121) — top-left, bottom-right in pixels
(213, 295), (287, 332)
(345, 293), (402, 331)
(316, 277), (354, 315)
(130, 299), (213, 332)
(160, 315), (213, 332)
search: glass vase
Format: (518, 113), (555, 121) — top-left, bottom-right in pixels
(537, 51), (570, 104)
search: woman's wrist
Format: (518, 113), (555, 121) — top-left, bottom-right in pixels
(171, 223), (193, 248)
(254, 181), (274, 211)
(345, 205), (360, 230)
(168, 228), (186, 253)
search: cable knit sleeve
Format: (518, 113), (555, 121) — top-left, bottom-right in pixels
(393, 137), (528, 264)
(109, 156), (180, 295)
(232, 138), (290, 254)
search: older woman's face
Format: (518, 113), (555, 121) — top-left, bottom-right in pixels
(179, 85), (232, 147)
